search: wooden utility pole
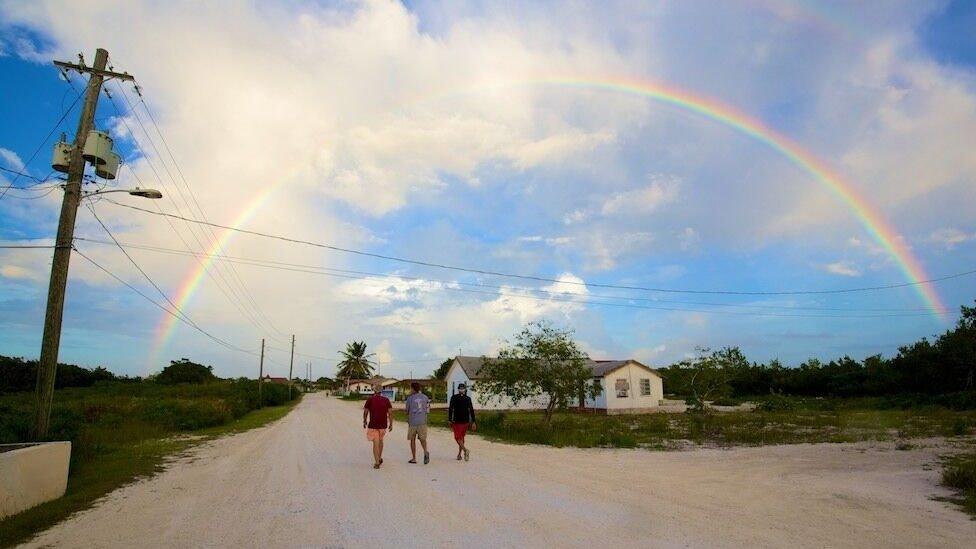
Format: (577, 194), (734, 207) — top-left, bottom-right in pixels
(288, 334), (295, 399)
(258, 338), (265, 408)
(31, 48), (133, 439)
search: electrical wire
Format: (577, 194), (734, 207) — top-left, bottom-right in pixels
(114, 74), (286, 340)
(73, 247), (258, 356)
(72, 235), (957, 319)
(103, 81), (287, 344)
(101, 198), (976, 299)
(0, 89), (83, 202)
(72, 236), (954, 314)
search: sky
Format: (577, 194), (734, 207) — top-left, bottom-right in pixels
(0, 0), (974, 380)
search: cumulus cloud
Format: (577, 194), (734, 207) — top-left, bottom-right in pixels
(0, 147), (25, 171)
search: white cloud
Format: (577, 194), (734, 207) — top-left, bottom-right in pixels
(0, 147), (25, 171)
(678, 227), (700, 251)
(928, 228), (975, 250)
(822, 261), (861, 277)
(601, 175), (680, 215)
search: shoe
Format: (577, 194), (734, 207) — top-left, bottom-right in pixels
(373, 463), (380, 469)
(423, 452), (430, 465)
(463, 448), (470, 461)
(456, 455), (462, 461)
(408, 459), (417, 464)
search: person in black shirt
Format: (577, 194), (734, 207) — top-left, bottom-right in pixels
(448, 383), (477, 461)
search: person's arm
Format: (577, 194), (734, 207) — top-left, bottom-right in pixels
(362, 403), (369, 429)
(468, 396), (476, 427)
(386, 400), (393, 431)
(448, 395), (455, 424)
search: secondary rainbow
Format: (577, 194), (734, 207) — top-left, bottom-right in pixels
(150, 75), (947, 368)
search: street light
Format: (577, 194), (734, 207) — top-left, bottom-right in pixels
(82, 187), (163, 200)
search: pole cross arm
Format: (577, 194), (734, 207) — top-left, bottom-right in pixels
(53, 60), (135, 82)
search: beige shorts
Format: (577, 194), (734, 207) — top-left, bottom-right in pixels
(407, 424), (428, 440)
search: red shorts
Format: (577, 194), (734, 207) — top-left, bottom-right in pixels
(452, 422), (469, 441)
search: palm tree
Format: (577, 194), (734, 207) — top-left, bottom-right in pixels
(336, 341), (376, 390)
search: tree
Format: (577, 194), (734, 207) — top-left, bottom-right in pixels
(431, 358), (453, 380)
(477, 321), (600, 425)
(336, 341), (376, 386)
(682, 348), (734, 413)
(156, 358), (216, 385)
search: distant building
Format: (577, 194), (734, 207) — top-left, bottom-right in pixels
(346, 376), (400, 400)
(262, 375), (290, 385)
(445, 356), (664, 414)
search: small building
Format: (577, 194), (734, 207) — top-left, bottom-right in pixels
(346, 377), (400, 400)
(262, 375), (290, 385)
(445, 356), (664, 414)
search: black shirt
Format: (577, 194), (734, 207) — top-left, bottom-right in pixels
(448, 393), (476, 424)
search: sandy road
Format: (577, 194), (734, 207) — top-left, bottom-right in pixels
(22, 393), (975, 548)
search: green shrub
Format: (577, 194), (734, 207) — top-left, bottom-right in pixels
(754, 394), (796, 412)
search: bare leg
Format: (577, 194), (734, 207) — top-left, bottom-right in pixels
(409, 435), (417, 461)
(420, 437), (428, 454)
(372, 439), (381, 465)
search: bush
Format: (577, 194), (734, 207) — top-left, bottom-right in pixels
(156, 359), (217, 385)
(754, 394), (796, 412)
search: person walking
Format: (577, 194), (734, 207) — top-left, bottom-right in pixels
(405, 382), (431, 464)
(448, 383), (476, 461)
(363, 383), (393, 469)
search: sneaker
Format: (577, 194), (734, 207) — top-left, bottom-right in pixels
(463, 448), (470, 461)
(424, 452), (430, 465)
(456, 454), (462, 461)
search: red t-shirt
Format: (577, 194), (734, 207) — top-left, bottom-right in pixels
(364, 394), (392, 429)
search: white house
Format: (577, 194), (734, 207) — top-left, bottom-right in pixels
(445, 356), (664, 414)
(346, 377), (400, 400)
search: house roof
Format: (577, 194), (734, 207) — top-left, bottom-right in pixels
(453, 356), (658, 380)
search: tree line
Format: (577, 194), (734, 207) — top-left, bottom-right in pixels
(659, 302), (976, 405)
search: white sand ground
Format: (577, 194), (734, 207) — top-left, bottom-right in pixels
(21, 393), (975, 548)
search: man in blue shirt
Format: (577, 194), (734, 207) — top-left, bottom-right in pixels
(404, 382), (431, 464)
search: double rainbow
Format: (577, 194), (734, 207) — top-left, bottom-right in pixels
(148, 76), (945, 371)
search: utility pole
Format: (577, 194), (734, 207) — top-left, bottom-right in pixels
(258, 338), (265, 408)
(288, 334), (295, 399)
(31, 48), (134, 440)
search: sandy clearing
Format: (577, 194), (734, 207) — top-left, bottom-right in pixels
(20, 393), (975, 549)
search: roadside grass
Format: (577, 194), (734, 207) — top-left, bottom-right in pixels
(394, 404), (976, 450)
(941, 452), (976, 518)
(0, 382), (299, 548)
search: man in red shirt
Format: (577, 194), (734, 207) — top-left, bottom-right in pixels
(363, 383), (393, 469)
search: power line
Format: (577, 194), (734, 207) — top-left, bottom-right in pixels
(103, 81), (286, 344)
(0, 245), (56, 249)
(0, 89), (83, 202)
(117, 76), (286, 340)
(102, 198), (976, 298)
(74, 247), (257, 356)
(85, 201), (203, 331)
(73, 236), (953, 314)
(73, 235), (955, 319)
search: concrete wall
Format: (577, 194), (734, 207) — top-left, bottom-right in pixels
(446, 361), (547, 411)
(0, 442), (71, 519)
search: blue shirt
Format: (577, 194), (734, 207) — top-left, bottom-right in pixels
(405, 392), (431, 426)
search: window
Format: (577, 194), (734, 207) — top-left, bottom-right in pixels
(593, 379), (602, 393)
(615, 378), (629, 398)
(640, 378), (651, 396)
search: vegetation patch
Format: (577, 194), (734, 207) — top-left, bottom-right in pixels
(397, 403), (976, 451)
(0, 372), (300, 548)
(941, 452), (976, 518)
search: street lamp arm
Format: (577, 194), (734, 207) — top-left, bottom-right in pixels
(83, 187), (162, 199)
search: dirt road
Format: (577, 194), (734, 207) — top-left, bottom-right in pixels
(22, 394), (975, 548)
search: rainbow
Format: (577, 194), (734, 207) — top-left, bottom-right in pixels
(147, 185), (279, 371)
(150, 75), (947, 369)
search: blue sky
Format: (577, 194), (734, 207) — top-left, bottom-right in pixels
(1, 0), (974, 379)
